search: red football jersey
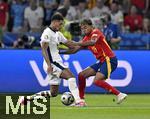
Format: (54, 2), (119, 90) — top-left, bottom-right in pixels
(82, 28), (115, 63)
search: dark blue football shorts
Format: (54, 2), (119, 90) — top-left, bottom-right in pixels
(90, 56), (118, 79)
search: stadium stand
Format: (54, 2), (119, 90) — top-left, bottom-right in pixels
(0, 0), (149, 49)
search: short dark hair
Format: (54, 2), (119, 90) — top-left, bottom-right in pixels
(57, 7), (68, 17)
(80, 19), (93, 26)
(51, 13), (64, 21)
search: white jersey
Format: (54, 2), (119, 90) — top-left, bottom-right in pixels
(40, 27), (68, 83)
(40, 27), (67, 62)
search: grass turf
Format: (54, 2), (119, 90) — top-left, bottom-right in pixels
(0, 94), (150, 119)
(51, 94), (150, 119)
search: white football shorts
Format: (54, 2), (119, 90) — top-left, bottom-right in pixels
(43, 61), (68, 85)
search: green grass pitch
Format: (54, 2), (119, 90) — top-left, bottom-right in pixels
(0, 94), (150, 119)
(51, 94), (150, 119)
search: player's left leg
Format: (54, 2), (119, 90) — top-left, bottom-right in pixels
(94, 72), (120, 95)
(27, 90), (51, 101)
(28, 85), (59, 101)
(60, 68), (86, 106)
(19, 72), (61, 105)
(93, 56), (127, 104)
(19, 85), (59, 105)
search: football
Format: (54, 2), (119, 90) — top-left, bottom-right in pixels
(61, 92), (75, 106)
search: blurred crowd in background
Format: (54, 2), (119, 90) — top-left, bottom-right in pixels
(0, 0), (150, 49)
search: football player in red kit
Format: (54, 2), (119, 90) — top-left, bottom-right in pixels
(61, 19), (127, 104)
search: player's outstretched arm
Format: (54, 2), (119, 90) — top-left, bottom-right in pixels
(59, 45), (81, 54)
(75, 40), (96, 47)
(64, 40), (95, 47)
(59, 40), (82, 54)
(75, 34), (99, 47)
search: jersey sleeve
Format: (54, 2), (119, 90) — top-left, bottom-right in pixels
(91, 33), (99, 40)
(91, 30), (102, 42)
(57, 32), (67, 43)
(93, 30), (105, 44)
(40, 29), (51, 44)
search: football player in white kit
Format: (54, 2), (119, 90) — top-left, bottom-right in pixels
(19, 13), (86, 107)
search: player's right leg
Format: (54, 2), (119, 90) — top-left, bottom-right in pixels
(78, 67), (96, 99)
(60, 68), (87, 107)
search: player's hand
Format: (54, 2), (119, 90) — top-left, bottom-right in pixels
(47, 65), (53, 74)
(67, 41), (78, 48)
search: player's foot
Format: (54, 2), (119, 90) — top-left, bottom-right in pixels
(19, 96), (28, 105)
(116, 93), (127, 104)
(70, 100), (87, 107)
(75, 101), (87, 107)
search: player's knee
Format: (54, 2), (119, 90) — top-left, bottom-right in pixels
(78, 72), (85, 78)
(68, 73), (75, 79)
(62, 69), (75, 79)
(51, 92), (58, 97)
(93, 78), (98, 82)
(93, 79), (102, 85)
(93, 77), (106, 85)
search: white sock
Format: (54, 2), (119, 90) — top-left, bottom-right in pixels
(27, 90), (51, 100)
(68, 78), (81, 103)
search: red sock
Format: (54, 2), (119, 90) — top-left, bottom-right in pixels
(94, 80), (120, 95)
(78, 74), (86, 99)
